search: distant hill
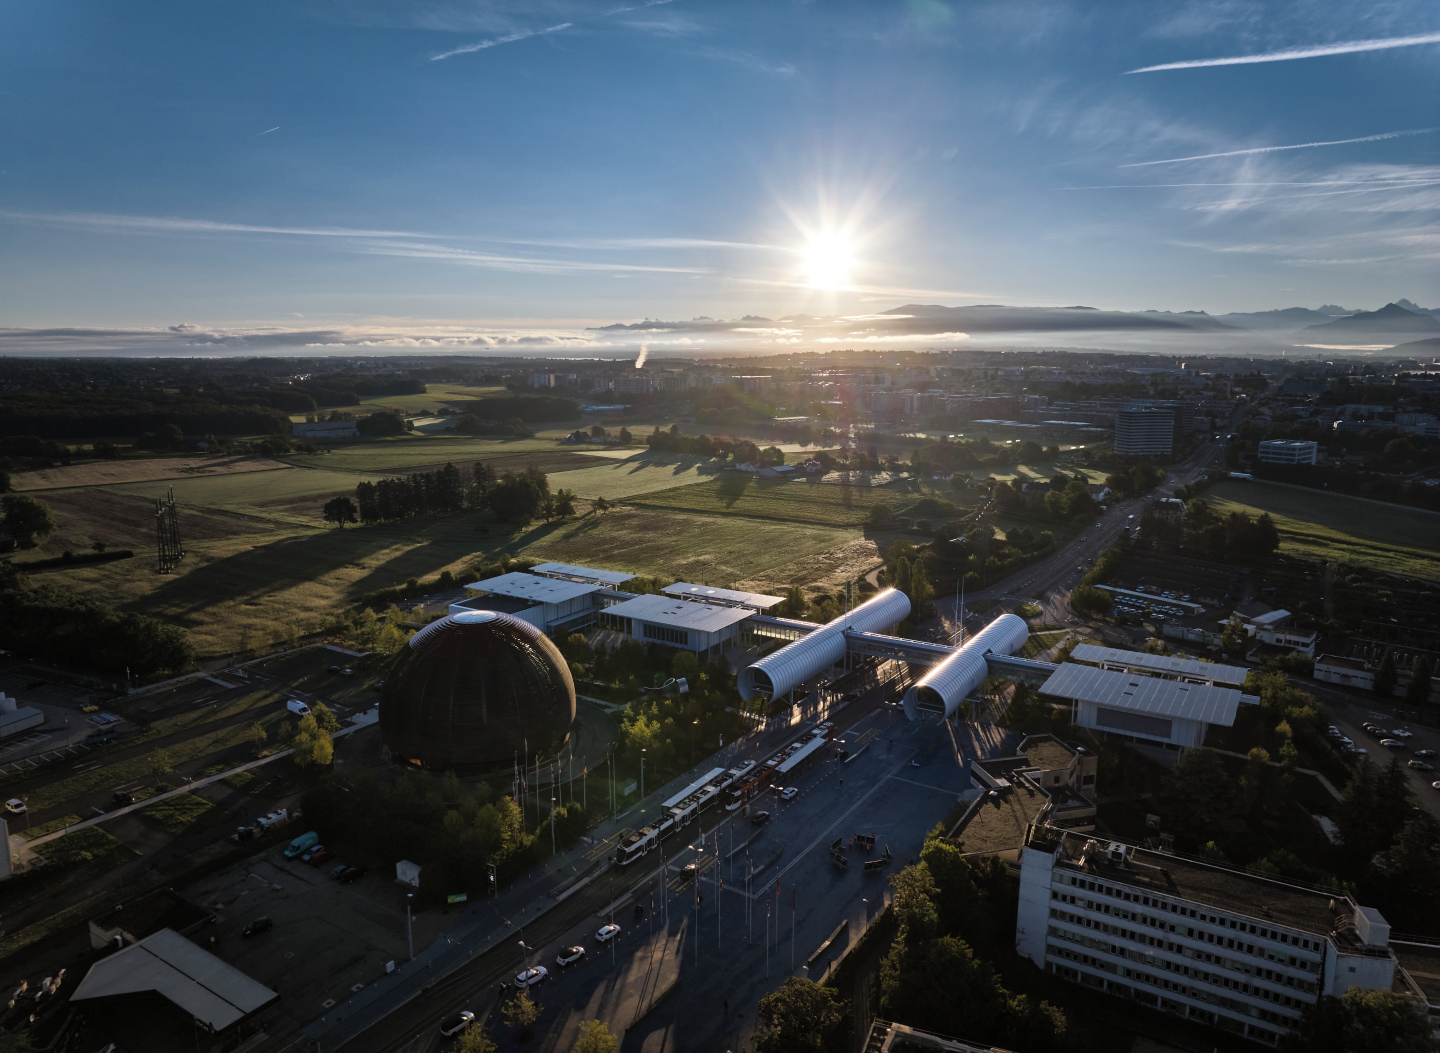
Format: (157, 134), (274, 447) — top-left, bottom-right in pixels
(1387, 336), (1440, 355)
(1305, 303), (1440, 334)
(874, 303), (1234, 332)
(1217, 307), (1349, 329)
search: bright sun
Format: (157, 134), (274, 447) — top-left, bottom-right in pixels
(803, 235), (854, 289)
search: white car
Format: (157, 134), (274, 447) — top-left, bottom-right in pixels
(1391, 729), (1413, 738)
(515, 966), (548, 987)
(778, 787), (798, 801)
(556, 945), (586, 967)
(439, 1011), (475, 1036)
(4, 799), (25, 815)
(595, 924), (620, 943)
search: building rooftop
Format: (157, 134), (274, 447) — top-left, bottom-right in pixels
(603, 593), (755, 633)
(466, 572), (603, 604)
(1022, 737), (1077, 772)
(1249, 609), (1293, 629)
(1068, 643), (1249, 688)
(954, 778), (1049, 856)
(89, 889), (213, 944)
(452, 594), (540, 616)
(528, 562), (635, 586)
(1394, 941), (1440, 1007)
(660, 582), (784, 610)
(1039, 828), (1344, 936)
(71, 928), (277, 1031)
(1317, 654), (1369, 672)
(1040, 662), (1246, 725)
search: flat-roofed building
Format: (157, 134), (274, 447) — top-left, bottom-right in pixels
(660, 583), (783, 612)
(1114, 410), (1175, 456)
(1038, 663), (1253, 750)
(961, 735), (1100, 850)
(1257, 440), (1318, 465)
(1017, 826), (1402, 1046)
(1068, 644), (1249, 688)
(451, 571), (611, 636)
(528, 562), (635, 588)
(597, 593), (752, 659)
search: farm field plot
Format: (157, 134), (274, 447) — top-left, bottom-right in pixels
(15, 489), (288, 559)
(302, 384), (505, 416)
(11, 454), (291, 492)
(138, 792), (233, 837)
(519, 508), (867, 590)
(545, 454), (725, 501)
(283, 436), (572, 472)
(1206, 480), (1440, 580)
(631, 475), (940, 527)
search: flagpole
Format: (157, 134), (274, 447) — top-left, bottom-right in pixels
(791, 883), (795, 973)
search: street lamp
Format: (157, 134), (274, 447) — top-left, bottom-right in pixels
(550, 796), (557, 855)
(690, 719), (698, 766)
(640, 748), (646, 800)
(406, 893), (414, 961)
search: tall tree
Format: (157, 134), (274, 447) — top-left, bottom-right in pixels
(1406, 657), (1433, 707)
(1374, 650), (1398, 697)
(322, 496), (357, 529)
(754, 978), (844, 1053)
(1, 494), (58, 547)
(571, 1020), (619, 1053)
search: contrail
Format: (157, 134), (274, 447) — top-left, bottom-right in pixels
(1126, 31), (1440, 73)
(258, 127), (280, 135)
(432, 23), (572, 61)
(1120, 129), (1434, 167)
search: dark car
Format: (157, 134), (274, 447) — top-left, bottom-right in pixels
(306, 847), (336, 867)
(750, 811), (771, 826)
(1416, 750), (1438, 760)
(680, 862), (698, 881)
(111, 790), (135, 805)
(242, 917), (273, 937)
(338, 865), (368, 884)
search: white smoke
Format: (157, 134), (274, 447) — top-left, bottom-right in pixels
(635, 343), (649, 368)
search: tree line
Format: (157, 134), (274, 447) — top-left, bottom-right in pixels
(0, 390), (293, 440)
(327, 462), (577, 528)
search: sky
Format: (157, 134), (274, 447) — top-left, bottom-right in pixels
(1, 0), (1438, 354)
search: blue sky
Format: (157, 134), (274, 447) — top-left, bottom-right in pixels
(1, 0), (1437, 345)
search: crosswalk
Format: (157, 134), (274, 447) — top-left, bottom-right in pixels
(665, 849), (718, 892)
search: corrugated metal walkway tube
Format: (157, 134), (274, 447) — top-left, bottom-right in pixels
(902, 613), (1029, 721)
(737, 588), (912, 702)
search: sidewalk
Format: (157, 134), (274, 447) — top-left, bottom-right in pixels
(303, 708), (851, 1048)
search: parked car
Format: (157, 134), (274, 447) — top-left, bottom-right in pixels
(299, 843), (327, 863)
(1416, 750), (1437, 760)
(285, 700), (311, 717)
(112, 790), (135, 805)
(439, 1011), (475, 1037)
(595, 924), (620, 943)
(338, 865), (368, 884)
(750, 811), (771, 826)
(1391, 729), (1413, 738)
(306, 847), (335, 867)
(515, 966), (548, 987)
(778, 787), (798, 801)
(242, 917), (273, 937)
(4, 799), (25, 815)
(1409, 761), (1435, 772)
(680, 862), (698, 881)
(1380, 739), (1407, 749)
(330, 863), (349, 880)
(556, 946), (586, 967)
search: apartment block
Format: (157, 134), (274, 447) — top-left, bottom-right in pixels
(1017, 827), (1401, 1046)
(1257, 440), (1318, 465)
(1113, 409), (1175, 456)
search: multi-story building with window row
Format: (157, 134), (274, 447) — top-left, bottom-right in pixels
(1017, 826), (1401, 1046)
(1257, 440), (1318, 465)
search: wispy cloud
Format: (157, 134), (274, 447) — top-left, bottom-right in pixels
(1121, 129), (1435, 167)
(258, 126), (280, 135)
(0, 209), (434, 239)
(358, 240), (708, 275)
(430, 22), (573, 61)
(1126, 30), (1440, 73)
(1061, 179), (1437, 189)
(695, 48), (797, 76)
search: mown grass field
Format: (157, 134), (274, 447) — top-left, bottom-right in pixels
(1206, 480), (1440, 581)
(630, 475), (937, 527)
(294, 384), (505, 417)
(545, 454), (726, 501)
(138, 792), (233, 836)
(283, 435), (576, 473)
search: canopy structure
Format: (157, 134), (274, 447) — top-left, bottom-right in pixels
(902, 614), (1030, 720)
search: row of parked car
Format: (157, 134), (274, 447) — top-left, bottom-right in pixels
(1327, 723), (1438, 771)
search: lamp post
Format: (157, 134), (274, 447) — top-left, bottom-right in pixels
(550, 796), (557, 855)
(690, 719), (698, 766)
(406, 893), (414, 961)
(640, 748), (646, 800)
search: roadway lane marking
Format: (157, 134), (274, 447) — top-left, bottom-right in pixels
(886, 775), (963, 795)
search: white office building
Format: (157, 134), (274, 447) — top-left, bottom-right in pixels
(1257, 440), (1317, 465)
(1038, 663), (1255, 751)
(1017, 827), (1403, 1046)
(1114, 410), (1175, 456)
(597, 594), (752, 660)
(451, 565), (634, 636)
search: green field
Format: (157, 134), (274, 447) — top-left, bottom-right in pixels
(138, 792), (233, 836)
(283, 435), (575, 473)
(295, 384), (505, 417)
(545, 454), (725, 501)
(1206, 480), (1440, 580)
(521, 507), (877, 590)
(630, 476), (943, 527)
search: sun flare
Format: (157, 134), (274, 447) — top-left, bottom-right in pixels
(802, 235), (854, 289)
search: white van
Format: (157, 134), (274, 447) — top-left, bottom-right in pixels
(286, 700), (312, 717)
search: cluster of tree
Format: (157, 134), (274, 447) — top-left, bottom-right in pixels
(643, 425), (779, 464)
(998, 682), (1072, 736)
(0, 435), (75, 472)
(302, 768), (565, 903)
(454, 395), (579, 422)
(1371, 649), (1435, 705)
(0, 562), (193, 677)
(320, 606), (413, 653)
(909, 435), (1061, 476)
(2, 493), (59, 546)
(1104, 462), (1167, 497)
(888, 549), (936, 623)
(0, 390), (292, 440)
(992, 474), (1097, 521)
(878, 835), (1072, 1048)
(770, 581), (875, 624)
(355, 411), (410, 436)
(1282, 987), (1436, 1053)
(1246, 456), (1440, 511)
(353, 463), (469, 523)
(1182, 500), (1281, 560)
(1069, 543), (1129, 616)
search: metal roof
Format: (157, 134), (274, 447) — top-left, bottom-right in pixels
(660, 582), (783, 610)
(603, 593), (755, 633)
(1068, 644), (1249, 687)
(71, 928), (277, 1030)
(529, 562), (635, 586)
(466, 572), (602, 604)
(1039, 662), (1242, 725)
